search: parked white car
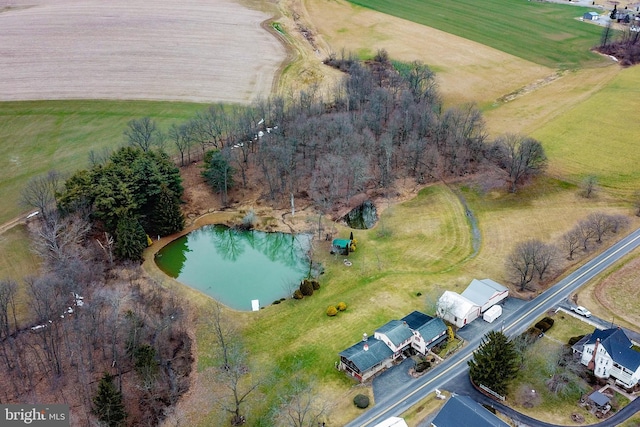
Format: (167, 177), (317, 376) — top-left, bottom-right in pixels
(572, 306), (591, 317)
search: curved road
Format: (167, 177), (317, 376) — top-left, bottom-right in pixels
(346, 227), (640, 427)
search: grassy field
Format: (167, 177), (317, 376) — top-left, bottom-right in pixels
(531, 66), (640, 193)
(346, 0), (606, 68)
(0, 100), (206, 224)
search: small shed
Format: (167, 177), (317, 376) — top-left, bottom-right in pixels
(331, 238), (353, 255)
(588, 391), (610, 408)
(584, 11), (599, 20)
(483, 305), (502, 323)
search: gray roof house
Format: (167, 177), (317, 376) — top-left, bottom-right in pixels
(339, 338), (394, 382)
(339, 311), (449, 382)
(431, 395), (510, 427)
(375, 320), (414, 353)
(584, 11), (599, 20)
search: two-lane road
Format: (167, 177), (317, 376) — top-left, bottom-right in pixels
(345, 227), (640, 427)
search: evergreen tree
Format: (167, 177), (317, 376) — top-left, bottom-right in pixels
(468, 331), (519, 395)
(93, 372), (127, 427)
(149, 184), (184, 237)
(202, 150), (235, 206)
(114, 215), (148, 261)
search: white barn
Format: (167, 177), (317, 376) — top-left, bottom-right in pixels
(437, 279), (508, 328)
(437, 291), (480, 328)
(461, 279), (509, 313)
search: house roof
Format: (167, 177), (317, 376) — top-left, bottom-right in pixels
(376, 320), (413, 347)
(339, 338), (393, 372)
(431, 395), (510, 427)
(461, 279), (508, 307)
(438, 291), (479, 319)
(416, 318), (448, 346)
(401, 310), (433, 330)
(373, 417), (409, 427)
(586, 328), (640, 371)
(588, 391), (610, 407)
(585, 11), (599, 16)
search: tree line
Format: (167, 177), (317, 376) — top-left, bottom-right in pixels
(110, 50), (548, 216)
(507, 211), (630, 291)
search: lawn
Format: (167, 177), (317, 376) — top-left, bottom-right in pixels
(508, 337), (597, 425)
(0, 100), (206, 224)
(346, 0), (606, 68)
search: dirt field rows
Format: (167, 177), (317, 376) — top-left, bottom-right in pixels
(0, 0), (286, 103)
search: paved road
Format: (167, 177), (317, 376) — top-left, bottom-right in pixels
(345, 227), (640, 427)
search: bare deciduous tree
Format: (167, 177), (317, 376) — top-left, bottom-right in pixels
(275, 376), (330, 427)
(493, 134), (547, 193)
(20, 170), (63, 220)
(562, 228), (581, 260)
(580, 175), (598, 199)
(124, 117), (160, 152)
(209, 302), (259, 425)
(508, 240), (539, 291)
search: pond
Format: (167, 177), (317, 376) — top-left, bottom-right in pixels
(155, 224), (312, 311)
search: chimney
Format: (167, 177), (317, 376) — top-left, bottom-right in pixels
(362, 333), (368, 342)
(588, 338), (600, 371)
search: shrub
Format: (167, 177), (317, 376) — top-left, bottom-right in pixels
(568, 334), (586, 346)
(242, 209), (257, 229)
(272, 300), (281, 305)
(542, 317), (554, 327)
(353, 394), (370, 409)
(311, 280), (320, 290)
(534, 319), (553, 332)
(337, 302), (347, 311)
(526, 327), (542, 338)
(293, 289), (303, 300)
(415, 361), (431, 373)
(300, 280), (314, 296)
(416, 292), (422, 297)
(326, 306), (338, 316)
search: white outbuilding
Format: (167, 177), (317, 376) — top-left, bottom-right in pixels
(437, 279), (508, 328)
(437, 291), (481, 328)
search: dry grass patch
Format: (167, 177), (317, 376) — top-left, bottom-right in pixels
(301, 0), (551, 106)
(460, 177), (639, 286)
(400, 391), (447, 426)
(576, 251), (640, 330)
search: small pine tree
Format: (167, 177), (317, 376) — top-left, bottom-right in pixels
(114, 215), (148, 261)
(93, 372), (127, 427)
(468, 331), (519, 396)
(149, 184), (184, 236)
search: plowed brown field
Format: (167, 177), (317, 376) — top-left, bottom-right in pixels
(0, 0), (286, 103)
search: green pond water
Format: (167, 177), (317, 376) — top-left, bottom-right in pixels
(155, 225), (312, 311)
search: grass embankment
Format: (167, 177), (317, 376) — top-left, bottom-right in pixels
(347, 0), (606, 69)
(0, 100), (206, 224)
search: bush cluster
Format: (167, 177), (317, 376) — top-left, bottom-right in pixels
(294, 279), (321, 300)
(353, 394), (370, 409)
(326, 302), (347, 316)
(415, 360), (431, 373)
(568, 334), (586, 346)
(534, 317), (554, 333)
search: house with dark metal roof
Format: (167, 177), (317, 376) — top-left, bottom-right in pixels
(575, 327), (640, 389)
(339, 311), (450, 382)
(339, 337), (394, 382)
(431, 394), (510, 427)
(375, 320), (414, 355)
